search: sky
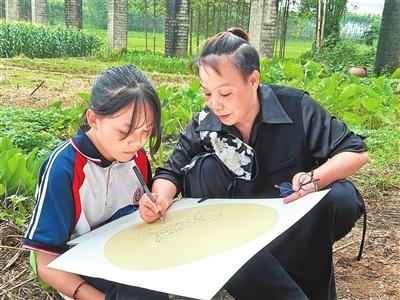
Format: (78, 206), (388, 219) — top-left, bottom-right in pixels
(347, 0), (385, 15)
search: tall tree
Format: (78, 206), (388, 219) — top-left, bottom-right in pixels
(32, 0), (48, 24)
(65, 0), (82, 29)
(374, 0), (400, 75)
(5, 0), (21, 21)
(249, 0), (279, 58)
(299, 0), (347, 44)
(108, 0), (128, 51)
(164, 0), (190, 58)
(0, 0), (5, 19)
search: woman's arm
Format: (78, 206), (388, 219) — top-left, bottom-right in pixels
(312, 151), (368, 189)
(284, 151), (368, 203)
(37, 251), (104, 300)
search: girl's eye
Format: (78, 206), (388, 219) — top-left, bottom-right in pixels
(118, 130), (128, 138)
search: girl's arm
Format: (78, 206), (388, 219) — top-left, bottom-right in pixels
(37, 251), (104, 300)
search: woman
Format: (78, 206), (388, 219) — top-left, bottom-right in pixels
(140, 28), (368, 299)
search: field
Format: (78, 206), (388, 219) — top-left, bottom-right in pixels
(0, 34), (399, 299)
(85, 28), (313, 59)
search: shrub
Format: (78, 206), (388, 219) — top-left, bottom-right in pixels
(299, 37), (376, 74)
(0, 137), (44, 197)
(0, 99), (87, 155)
(0, 22), (102, 58)
(96, 49), (191, 74)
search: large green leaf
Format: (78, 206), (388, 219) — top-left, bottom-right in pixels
(391, 67), (400, 79)
(2, 153), (28, 194)
(339, 84), (358, 101)
(362, 98), (380, 113)
(282, 61), (304, 81)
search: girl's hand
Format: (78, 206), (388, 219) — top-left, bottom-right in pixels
(139, 193), (173, 223)
(283, 172), (318, 204)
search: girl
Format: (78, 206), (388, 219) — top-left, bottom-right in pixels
(23, 65), (168, 300)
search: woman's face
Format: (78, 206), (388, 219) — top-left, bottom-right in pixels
(199, 60), (259, 127)
(87, 102), (153, 162)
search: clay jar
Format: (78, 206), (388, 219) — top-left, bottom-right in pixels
(349, 66), (368, 77)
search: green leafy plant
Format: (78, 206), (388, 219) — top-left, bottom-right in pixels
(0, 22), (102, 58)
(0, 98), (87, 155)
(259, 59), (400, 130)
(0, 137), (44, 197)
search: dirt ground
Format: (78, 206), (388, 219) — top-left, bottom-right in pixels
(0, 65), (399, 300)
(0, 63), (193, 109)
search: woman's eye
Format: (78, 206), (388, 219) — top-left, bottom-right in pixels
(221, 93), (231, 97)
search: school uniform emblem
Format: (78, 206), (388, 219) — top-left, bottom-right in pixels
(132, 188), (143, 206)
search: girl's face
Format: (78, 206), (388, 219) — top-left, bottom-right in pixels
(199, 60), (259, 128)
(86, 102), (153, 162)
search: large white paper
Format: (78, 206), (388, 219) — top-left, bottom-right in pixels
(49, 190), (330, 300)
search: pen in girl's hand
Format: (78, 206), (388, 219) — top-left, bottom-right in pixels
(132, 165), (165, 223)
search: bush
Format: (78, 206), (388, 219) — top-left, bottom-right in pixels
(0, 22), (102, 58)
(0, 137), (44, 197)
(299, 37), (376, 74)
(0, 99), (87, 155)
(96, 49), (191, 74)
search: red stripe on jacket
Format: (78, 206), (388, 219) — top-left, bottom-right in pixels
(72, 152), (87, 224)
(134, 149), (149, 184)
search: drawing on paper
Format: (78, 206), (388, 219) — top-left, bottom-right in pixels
(104, 203), (278, 270)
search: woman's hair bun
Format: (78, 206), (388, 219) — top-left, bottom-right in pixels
(227, 27), (250, 42)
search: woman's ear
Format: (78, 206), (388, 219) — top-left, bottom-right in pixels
(249, 70), (260, 88)
(86, 109), (98, 130)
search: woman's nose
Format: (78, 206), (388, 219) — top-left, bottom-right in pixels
(209, 95), (223, 110)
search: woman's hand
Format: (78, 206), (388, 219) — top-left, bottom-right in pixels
(283, 171), (318, 204)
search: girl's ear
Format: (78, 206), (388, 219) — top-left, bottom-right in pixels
(86, 109), (98, 130)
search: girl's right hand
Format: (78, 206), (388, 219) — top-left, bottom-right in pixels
(139, 193), (173, 223)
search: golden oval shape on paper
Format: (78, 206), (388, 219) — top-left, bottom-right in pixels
(104, 203), (278, 270)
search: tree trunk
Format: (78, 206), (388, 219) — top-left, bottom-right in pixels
(5, 0), (20, 21)
(0, 0), (5, 19)
(249, 0), (278, 58)
(164, 0), (190, 58)
(65, 0), (82, 29)
(32, 0), (48, 24)
(374, 0), (400, 75)
(108, 0), (128, 51)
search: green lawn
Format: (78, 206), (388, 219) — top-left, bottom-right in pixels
(281, 39), (313, 58)
(85, 29), (166, 52)
(84, 29), (313, 58)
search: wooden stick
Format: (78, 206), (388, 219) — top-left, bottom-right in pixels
(0, 268), (27, 290)
(0, 277), (34, 295)
(0, 245), (26, 251)
(30, 80), (45, 96)
(333, 240), (357, 252)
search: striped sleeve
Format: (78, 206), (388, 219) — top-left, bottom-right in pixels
(23, 141), (75, 254)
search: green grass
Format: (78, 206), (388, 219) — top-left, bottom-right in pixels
(84, 29), (166, 53)
(279, 39), (313, 58)
(84, 29), (313, 59)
